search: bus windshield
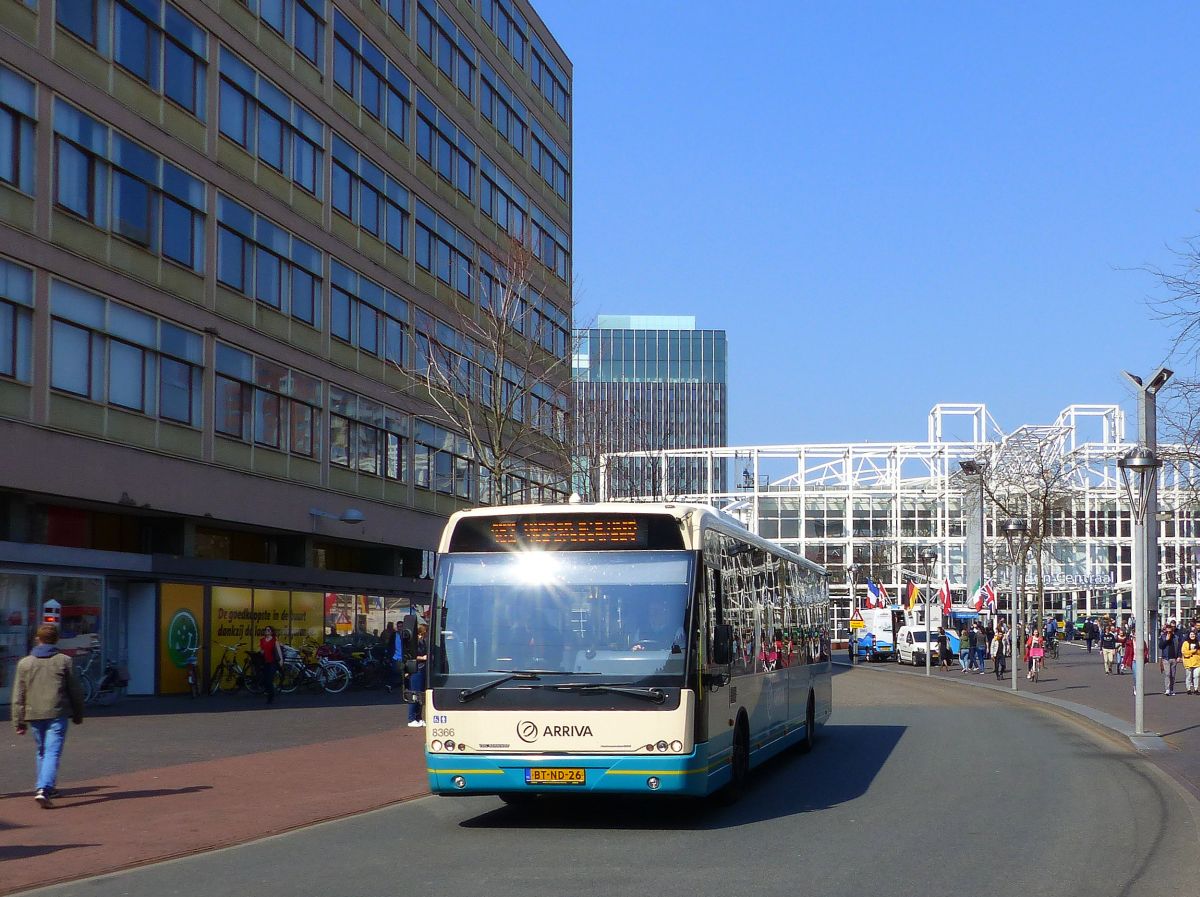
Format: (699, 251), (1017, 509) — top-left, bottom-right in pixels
(430, 550), (694, 687)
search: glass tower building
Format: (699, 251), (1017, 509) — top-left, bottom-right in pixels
(573, 315), (727, 498)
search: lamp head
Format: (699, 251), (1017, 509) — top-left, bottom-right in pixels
(339, 509), (365, 525)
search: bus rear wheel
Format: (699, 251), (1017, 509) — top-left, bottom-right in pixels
(799, 693), (816, 753)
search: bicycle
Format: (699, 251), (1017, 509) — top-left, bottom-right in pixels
(77, 650), (127, 705)
(182, 634), (201, 699)
(210, 643), (255, 695)
(1046, 637), (1059, 661)
(277, 644), (351, 694)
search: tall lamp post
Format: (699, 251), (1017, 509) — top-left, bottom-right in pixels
(1119, 445), (1162, 736)
(1002, 519), (1028, 692)
(920, 548), (938, 677)
(847, 563), (862, 664)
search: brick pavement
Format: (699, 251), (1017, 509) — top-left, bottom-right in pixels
(0, 691), (427, 896)
(2, 645), (1197, 896)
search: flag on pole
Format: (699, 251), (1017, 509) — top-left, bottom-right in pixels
(906, 579), (921, 610)
(983, 580), (997, 612)
(969, 578), (985, 611)
(939, 578), (952, 616)
(867, 577), (888, 609)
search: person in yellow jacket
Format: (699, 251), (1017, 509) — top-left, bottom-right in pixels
(1182, 629), (1200, 695)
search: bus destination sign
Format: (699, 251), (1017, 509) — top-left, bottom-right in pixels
(490, 517), (643, 547)
(449, 514), (686, 552)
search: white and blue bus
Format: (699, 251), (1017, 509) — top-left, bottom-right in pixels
(421, 501), (832, 800)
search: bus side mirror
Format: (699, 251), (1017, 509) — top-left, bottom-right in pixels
(712, 624), (733, 665)
(399, 614), (418, 660)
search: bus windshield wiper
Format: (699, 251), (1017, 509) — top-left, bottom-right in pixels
(458, 670), (595, 703)
(544, 682), (667, 704)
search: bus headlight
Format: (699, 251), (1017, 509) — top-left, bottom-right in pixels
(656, 740), (668, 752)
(646, 776), (661, 791)
(444, 740), (456, 751)
(431, 740), (443, 752)
(671, 740), (683, 752)
(452, 776), (467, 790)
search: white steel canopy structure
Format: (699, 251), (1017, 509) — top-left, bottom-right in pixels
(599, 403), (1200, 638)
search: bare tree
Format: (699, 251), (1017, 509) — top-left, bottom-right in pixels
(972, 427), (1081, 622)
(407, 238), (572, 505)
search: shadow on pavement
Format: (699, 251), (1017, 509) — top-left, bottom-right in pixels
(459, 722), (904, 831)
(61, 785), (213, 808)
(0, 843), (100, 861)
(82, 690), (401, 719)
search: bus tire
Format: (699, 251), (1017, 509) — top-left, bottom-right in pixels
(798, 693), (816, 754)
(718, 716), (750, 804)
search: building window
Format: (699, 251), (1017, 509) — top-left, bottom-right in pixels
(331, 134), (410, 255)
(53, 100), (206, 271)
(216, 195), (322, 327)
(413, 420), (471, 497)
(413, 308), (477, 399)
(214, 342), (321, 456)
(415, 93), (474, 200)
(479, 0), (526, 70)
(530, 205), (570, 283)
(49, 280), (204, 424)
(479, 61), (526, 157)
(530, 118), (570, 201)
(328, 386), (408, 480)
(0, 66), (37, 195)
(479, 154), (527, 240)
(415, 200), (473, 299)
(58, 0), (208, 119)
(415, 0), (475, 102)
(0, 258), (34, 383)
(330, 260), (408, 366)
(530, 34), (570, 123)
(333, 9), (411, 142)
(369, 0), (408, 32)
(218, 49), (324, 197)
(241, 0), (325, 70)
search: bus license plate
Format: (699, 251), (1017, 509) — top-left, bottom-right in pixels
(525, 767), (585, 785)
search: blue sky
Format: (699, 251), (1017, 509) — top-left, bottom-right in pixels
(536, 1), (1200, 446)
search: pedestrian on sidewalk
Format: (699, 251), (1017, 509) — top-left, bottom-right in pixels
(1099, 624), (1118, 674)
(937, 627), (951, 671)
(1159, 622), (1183, 696)
(381, 622), (398, 692)
(259, 626), (283, 704)
(407, 623), (429, 728)
(1119, 628), (1134, 675)
(10, 624), (85, 808)
(973, 622), (988, 673)
(991, 626), (1007, 680)
(1084, 618), (1096, 653)
(960, 626), (973, 672)
(1182, 630), (1200, 695)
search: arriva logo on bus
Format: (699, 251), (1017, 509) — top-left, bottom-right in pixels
(516, 721), (594, 742)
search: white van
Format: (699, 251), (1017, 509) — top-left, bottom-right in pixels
(896, 626), (936, 665)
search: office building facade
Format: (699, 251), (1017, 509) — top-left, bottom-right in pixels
(573, 315), (727, 499)
(0, 0), (571, 701)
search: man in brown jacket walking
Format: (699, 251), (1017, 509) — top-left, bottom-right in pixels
(11, 623), (85, 807)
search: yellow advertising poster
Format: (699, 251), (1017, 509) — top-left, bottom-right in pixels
(289, 592), (324, 646)
(159, 583), (203, 695)
(252, 589), (290, 645)
(210, 586), (254, 677)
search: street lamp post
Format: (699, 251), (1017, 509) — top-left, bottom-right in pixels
(920, 548), (938, 677)
(847, 563), (861, 664)
(1119, 445), (1163, 737)
(1002, 519), (1028, 693)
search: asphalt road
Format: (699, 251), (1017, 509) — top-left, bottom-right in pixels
(27, 670), (1199, 897)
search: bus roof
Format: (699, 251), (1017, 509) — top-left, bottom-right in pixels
(439, 501), (826, 576)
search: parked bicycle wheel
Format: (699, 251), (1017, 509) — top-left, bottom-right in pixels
(277, 662), (301, 694)
(321, 662), (351, 694)
(81, 673), (97, 705)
